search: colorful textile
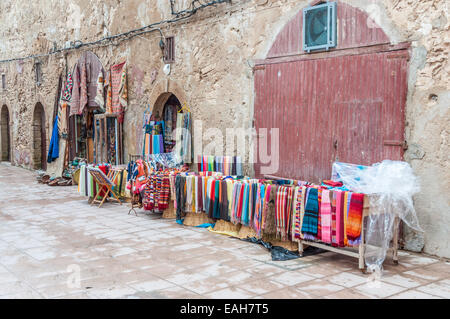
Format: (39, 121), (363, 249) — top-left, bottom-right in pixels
(252, 184), (265, 238)
(275, 186), (288, 240)
(70, 51), (105, 116)
(47, 116), (59, 163)
(346, 193), (364, 241)
(335, 190), (345, 247)
(292, 187), (303, 241)
(320, 189), (332, 243)
(301, 188), (319, 235)
(331, 191), (337, 246)
(106, 61), (128, 123)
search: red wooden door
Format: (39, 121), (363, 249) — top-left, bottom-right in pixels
(254, 49), (408, 182)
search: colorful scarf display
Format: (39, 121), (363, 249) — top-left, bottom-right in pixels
(170, 171), (365, 247)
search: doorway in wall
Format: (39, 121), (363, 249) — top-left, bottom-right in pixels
(1, 105), (10, 162)
(33, 102), (46, 170)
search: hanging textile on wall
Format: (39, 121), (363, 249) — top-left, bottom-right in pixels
(58, 71), (73, 139)
(174, 112), (191, 163)
(47, 115), (60, 163)
(70, 51), (105, 116)
(105, 61), (128, 123)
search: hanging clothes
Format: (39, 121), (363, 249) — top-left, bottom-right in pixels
(70, 51), (105, 116)
(105, 61), (128, 123)
(58, 72), (73, 138)
(47, 115), (59, 163)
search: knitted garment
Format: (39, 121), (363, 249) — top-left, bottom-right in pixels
(157, 176), (170, 210)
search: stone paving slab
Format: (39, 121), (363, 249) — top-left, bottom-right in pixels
(0, 162), (449, 299)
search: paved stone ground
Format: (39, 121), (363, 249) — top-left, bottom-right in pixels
(0, 163), (449, 299)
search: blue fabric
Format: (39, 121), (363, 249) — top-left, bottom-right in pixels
(47, 115), (59, 163)
(195, 223), (216, 228)
(241, 183), (250, 226)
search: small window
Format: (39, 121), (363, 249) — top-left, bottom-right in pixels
(35, 62), (42, 86)
(1, 74), (5, 90)
(163, 36), (175, 63)
(303, 1), (337, 52)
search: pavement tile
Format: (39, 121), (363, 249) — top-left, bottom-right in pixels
(271, 271), (315, 286)
(128, 278), (176, 292)
(204, 287), (255, 299)
(389, 289), (443, 299)
(326, 272), (368, 288)
(353, 281), (407, 298)
(295, 279), (346, 296)
(416, 281), (450, 298)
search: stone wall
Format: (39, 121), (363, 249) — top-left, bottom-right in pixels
(0, 0), (448, 258)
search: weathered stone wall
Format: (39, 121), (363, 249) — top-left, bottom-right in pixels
(0, 0), (448, 258)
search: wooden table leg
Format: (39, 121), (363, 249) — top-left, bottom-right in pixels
(298, 241), (304, 257)
(359, 216), (365, 271)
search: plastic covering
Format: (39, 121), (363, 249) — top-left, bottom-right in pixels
(144, 152), (182, 169)
(332, 160), (423, 273)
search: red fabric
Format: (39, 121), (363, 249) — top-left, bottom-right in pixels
(346, 193), (365, 241)
(237, 184), (245, 220)
(323, 180), (344, 187)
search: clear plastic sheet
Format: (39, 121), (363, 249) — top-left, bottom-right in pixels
(144, 152), (182, 169)
(332, 160), (423, 272)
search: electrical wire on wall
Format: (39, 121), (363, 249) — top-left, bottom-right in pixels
(0, 0), (231, 64)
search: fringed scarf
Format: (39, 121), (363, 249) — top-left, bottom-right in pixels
(335, 190), (345, 247)
(331, 191), (337, 247)
(320, 189), (332, 244)
(241, 183), (250, 226)
(346, 193), (365, 242)
(276, 186), (293, 241)
(252, 184), (265, 238)
(157, 176), (170, 210)
(292, 187), (302, 241)
(261, 184), (272, 231)
(301, 187), (319, 236)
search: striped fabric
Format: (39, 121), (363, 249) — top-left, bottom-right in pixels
(320, 189), (332, 243)
(301, 188), (319, 235)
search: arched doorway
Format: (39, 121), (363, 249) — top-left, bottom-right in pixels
(254, 1), (409, 182)
(142, 92), (190, 162)
(33, 102), (46, 170)
(1, 105), (10, 161)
